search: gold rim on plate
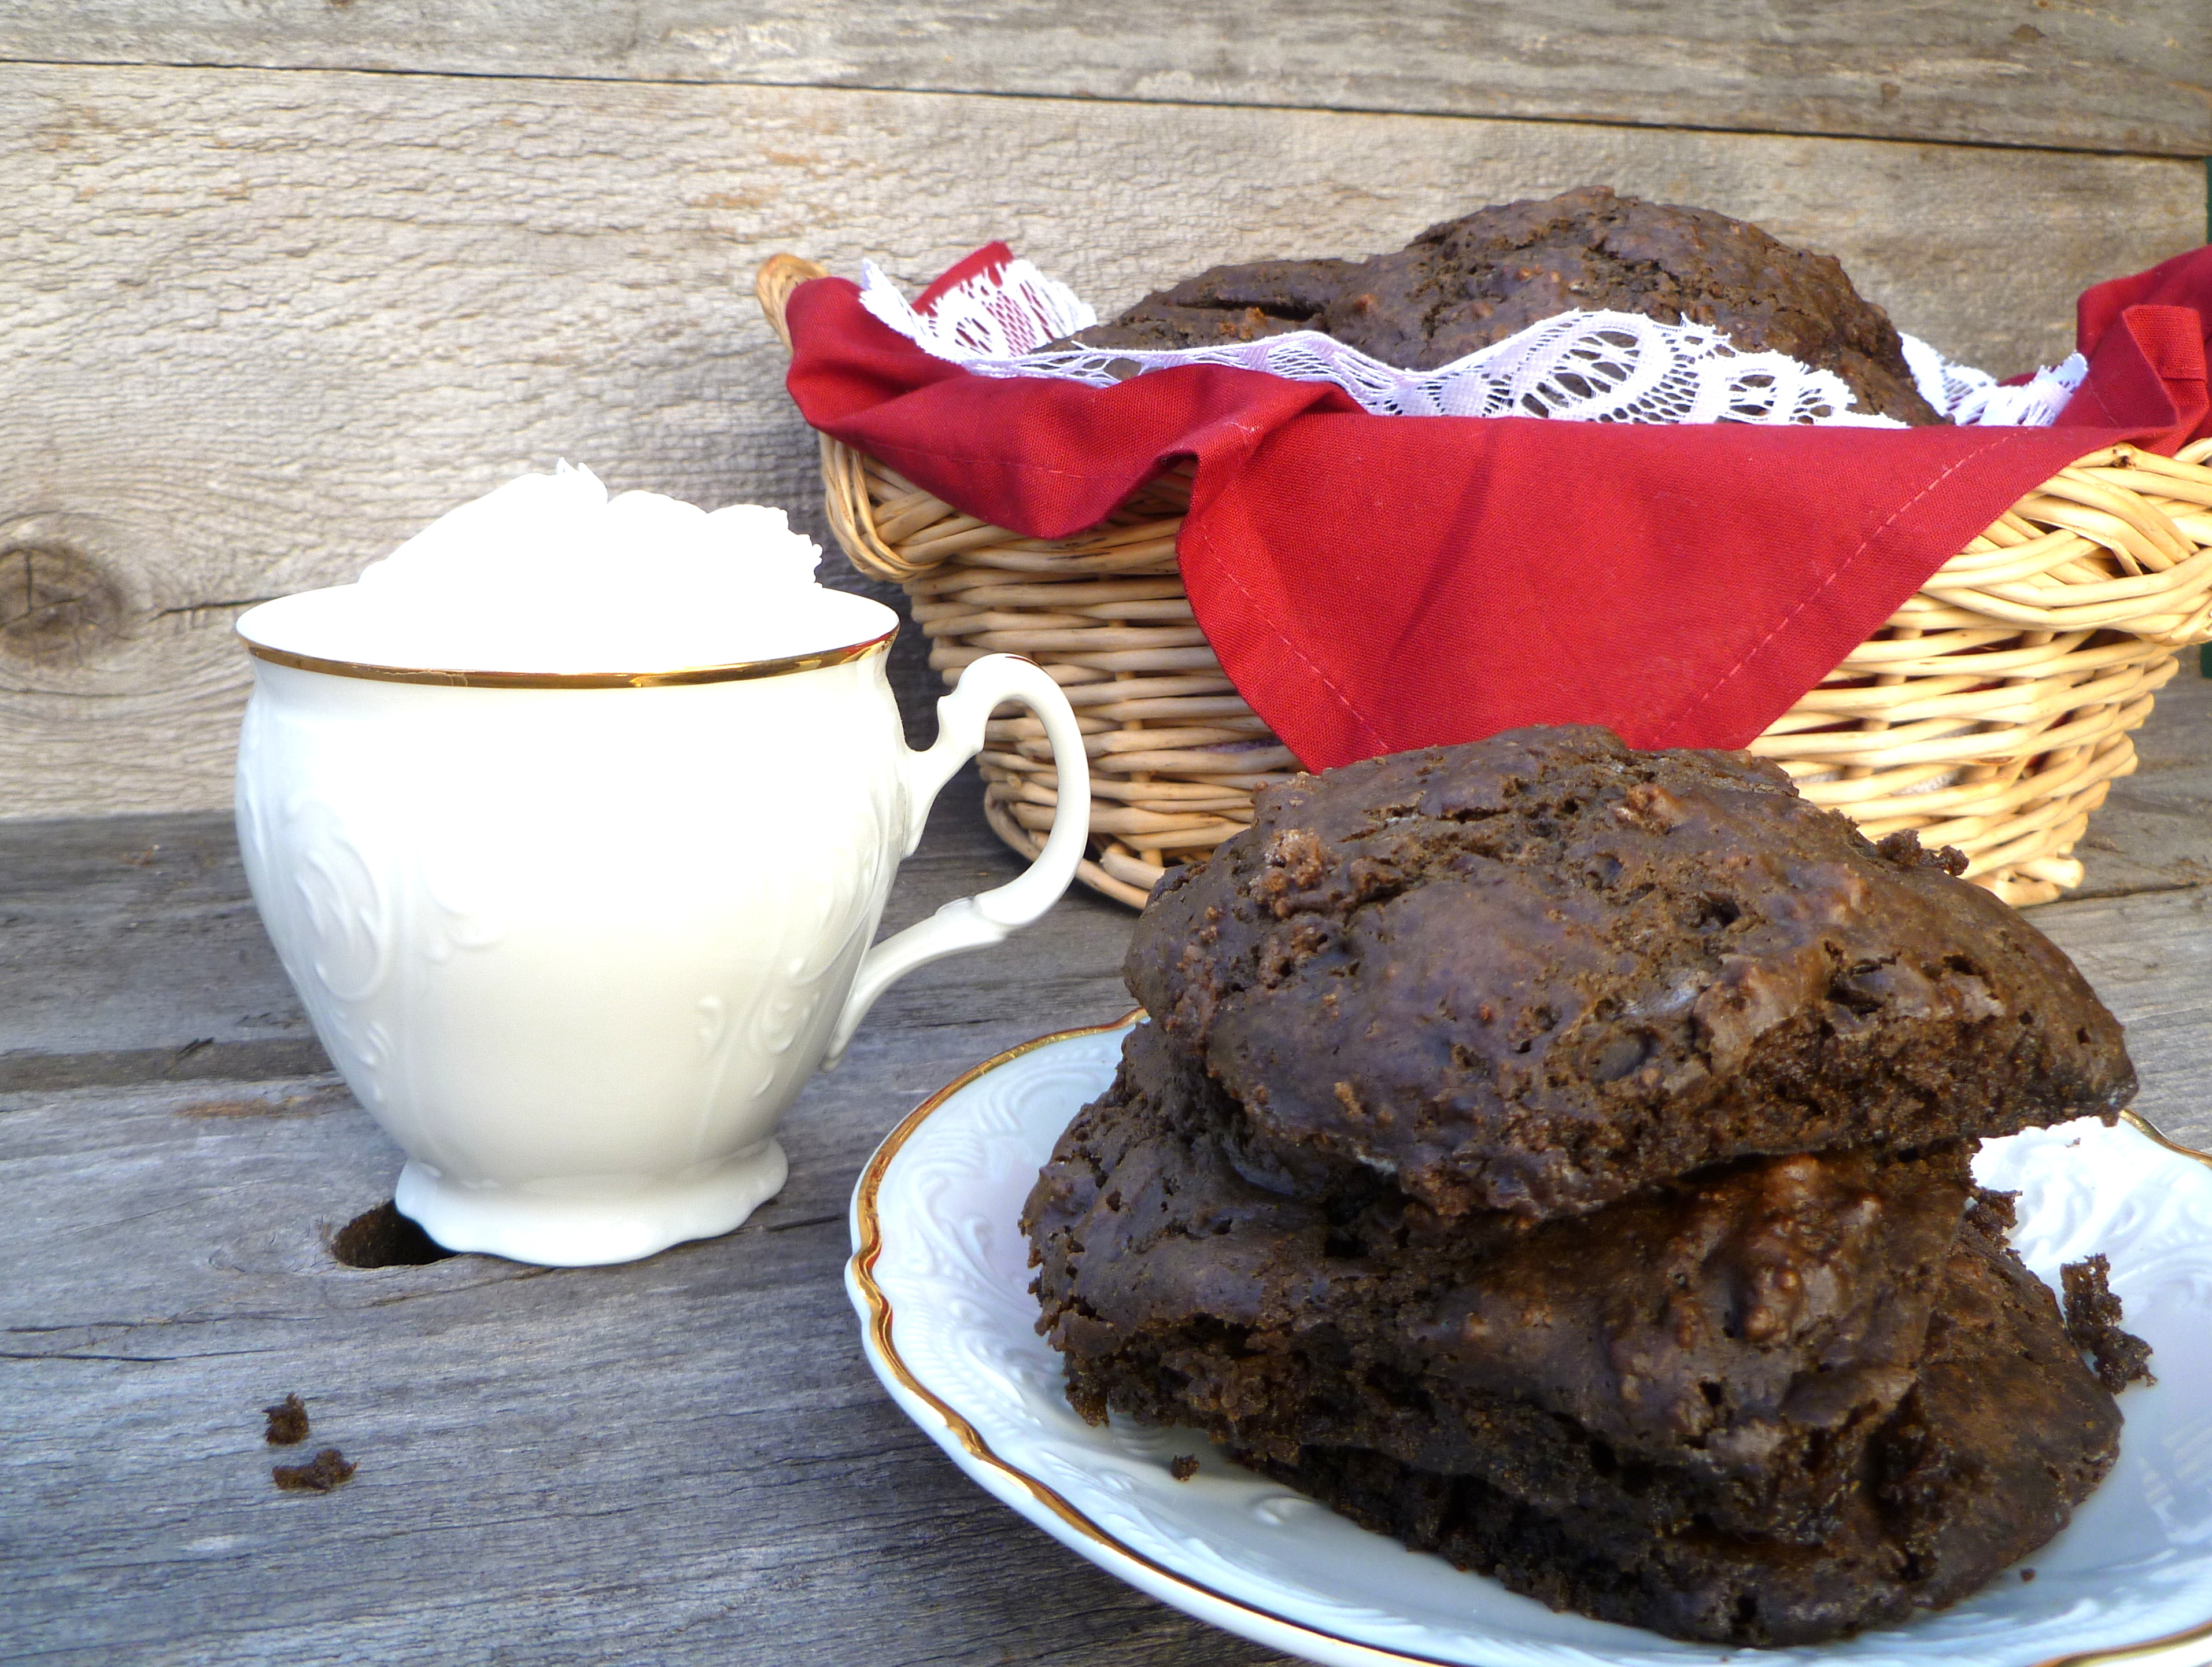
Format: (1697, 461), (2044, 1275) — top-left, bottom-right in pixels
(241, 626), (895, 689)
(850, 1013), (2212, 1667)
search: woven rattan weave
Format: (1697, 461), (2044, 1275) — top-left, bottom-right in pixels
(762, 255), (2212, 909)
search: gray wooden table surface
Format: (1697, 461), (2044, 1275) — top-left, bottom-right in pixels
(2, 673), (2209, 1666)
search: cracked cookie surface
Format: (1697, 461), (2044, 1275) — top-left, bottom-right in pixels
(1125, 726), (2135, 1220)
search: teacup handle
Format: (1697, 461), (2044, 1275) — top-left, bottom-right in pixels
(824, 653), (1091, 1065)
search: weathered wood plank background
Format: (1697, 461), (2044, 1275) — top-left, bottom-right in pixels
(2, 14), (2207, 1663)
(9, 0), (2209, 156)
(2, 6), (2206, 818)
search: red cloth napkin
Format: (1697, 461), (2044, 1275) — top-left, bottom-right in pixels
(786, 244), (2212, 769)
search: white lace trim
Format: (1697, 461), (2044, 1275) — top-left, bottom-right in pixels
(856, 256), (2076, 430)
(859, 256), (1097, 360)
(1898, 335), (2088, 427)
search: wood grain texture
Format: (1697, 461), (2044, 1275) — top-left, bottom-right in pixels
(2073, 668), (2212, 899)
(5, 0), (2208, 158)
(0, 1069), (1268, 1667)
(1, 730), (2204, 1661)
(2, 846), (2206, 1665)
(3, 62), (2202, 819)
(0, 795), (1239, 1665)
(0, 1083), (1295, 1667)
(2033, 884), (2212, 1153)
(0, 809), (324, 1090)
(0, 764), (1097, 1091)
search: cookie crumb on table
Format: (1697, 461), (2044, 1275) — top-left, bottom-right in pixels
(1169, 1455), (1199, 1482)
(262, 1393), (309, 1447)
(272, 1448), (357, 1493)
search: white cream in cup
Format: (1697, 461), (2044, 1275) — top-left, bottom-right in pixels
(235, 465), (1090, 1267)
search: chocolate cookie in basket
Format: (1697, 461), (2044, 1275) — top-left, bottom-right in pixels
(1073, 185), (1940, 425)
(1021, 728), (2152, 1647)
(761, 199), (2212, 910)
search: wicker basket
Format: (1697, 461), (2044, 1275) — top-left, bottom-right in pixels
(760, 255), (2212, 909)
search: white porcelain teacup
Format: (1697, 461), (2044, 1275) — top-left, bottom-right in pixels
(232, 470), (1090, 1267)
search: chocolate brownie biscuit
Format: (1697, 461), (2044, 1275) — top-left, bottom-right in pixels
(1125, 727), (2135, 1220)
(1025, 1021), (1975, 1543)
(1248, 1229), (2122, 1651)
(1081, 186), (1939, 424)
(1073, 1172), (2115, 1645)
(1026, 1044), (2124, 1644)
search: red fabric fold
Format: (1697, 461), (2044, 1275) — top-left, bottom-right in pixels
(786, 246), (2212, 770)
(2077, 245), (2212, 377)
(2057, 303), (2209, 453)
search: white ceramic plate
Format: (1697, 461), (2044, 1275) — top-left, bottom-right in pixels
(846, 1015), (2212, 1667)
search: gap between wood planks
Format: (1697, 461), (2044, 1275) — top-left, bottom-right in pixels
(4, 0), (2206, 159)
(0, 53), (2200, 165)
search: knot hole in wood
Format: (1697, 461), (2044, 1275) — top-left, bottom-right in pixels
(0, 540), (127, 668)
(331, 1200), (458, 1268)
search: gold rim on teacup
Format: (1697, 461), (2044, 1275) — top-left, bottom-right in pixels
(852, 1015), (2212, 1667)
(239, 626), (896, 689)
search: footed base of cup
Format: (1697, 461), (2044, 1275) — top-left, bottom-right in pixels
(393, 1141), (790, 1267)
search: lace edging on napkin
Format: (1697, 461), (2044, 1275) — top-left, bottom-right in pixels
(856, 255), (2085, 430)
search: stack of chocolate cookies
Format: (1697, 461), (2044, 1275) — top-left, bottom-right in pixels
(1024, 727), (2147, 1646)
